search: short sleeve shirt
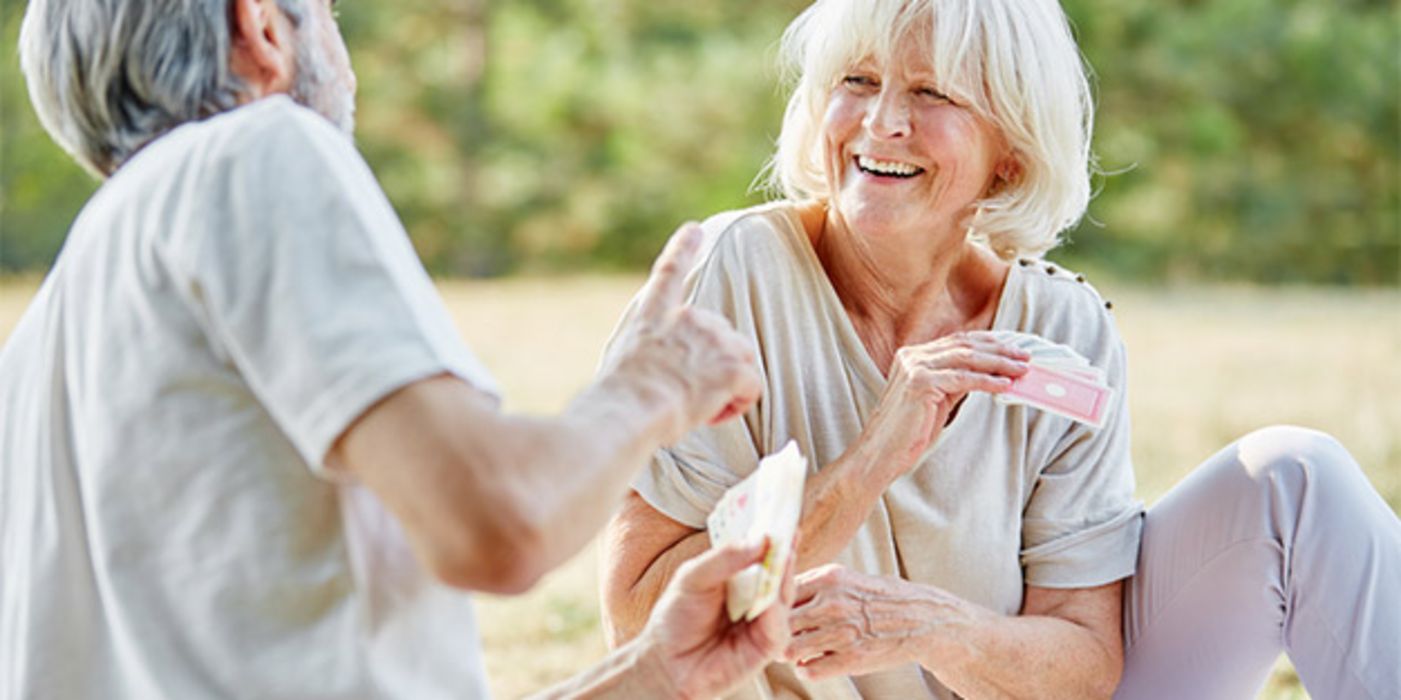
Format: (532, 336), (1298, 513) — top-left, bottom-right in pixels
(621, 203), (1143, 700)
(0, 97), (497, 699)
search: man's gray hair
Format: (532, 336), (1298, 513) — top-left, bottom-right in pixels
(20, 0), (305, 178)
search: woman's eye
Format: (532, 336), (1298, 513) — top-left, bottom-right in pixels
(917, 87), (950, 101)
(842, 75), (877, 89)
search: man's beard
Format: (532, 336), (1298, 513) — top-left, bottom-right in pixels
(288, 20), (355, 134)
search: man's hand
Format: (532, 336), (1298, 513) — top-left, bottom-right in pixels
(639, 539), (795, 699)
(605, 223), (763, 443)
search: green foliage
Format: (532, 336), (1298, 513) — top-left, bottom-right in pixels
(1060, 0), (1400, 284)
(1, 0), (1396, 283)
(338, 0), (809, 275)
(0, 1), (98, 272)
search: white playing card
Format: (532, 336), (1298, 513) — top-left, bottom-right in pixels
(706, 440), (807, 621)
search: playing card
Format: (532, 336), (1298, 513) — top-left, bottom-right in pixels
(1022, 341), (1086, 365)
(998, 362), (1114, 428)
(706, 440), (807, 622)
(1050, 365), (1106, 383)
(989, 331), (1108, 385)
(1027, 357), (1104, 383)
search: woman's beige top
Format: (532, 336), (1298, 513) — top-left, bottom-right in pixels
(620, 202), (1143, 700)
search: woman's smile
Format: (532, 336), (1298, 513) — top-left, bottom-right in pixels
(821, 44), (1008, 243)
(854, 154), (926, 179)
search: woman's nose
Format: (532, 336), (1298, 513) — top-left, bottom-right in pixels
(863, 89), (911, 139)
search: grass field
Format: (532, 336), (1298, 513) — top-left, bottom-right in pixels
(2, 275), (1397, 699)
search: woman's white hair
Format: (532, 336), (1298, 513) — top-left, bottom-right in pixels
(19, 0), (307, 178)
(769, 0), (1097, 259)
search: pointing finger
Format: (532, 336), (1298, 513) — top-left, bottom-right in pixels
(636, 222), (703, 323)
(708, 366), (762, 425)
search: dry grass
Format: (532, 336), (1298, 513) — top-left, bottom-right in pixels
(2, 275), (1396, 699)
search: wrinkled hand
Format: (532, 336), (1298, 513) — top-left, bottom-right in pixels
(786, 564), (952, 681)
(641, 540), (796, 699)
(609, 223), (762, 442)
(857, 332), (1028, 479)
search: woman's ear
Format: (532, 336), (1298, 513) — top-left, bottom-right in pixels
(994, 154), (1023, 188)
(228, 0), (296, 99)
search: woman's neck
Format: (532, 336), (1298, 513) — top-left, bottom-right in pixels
(802, 202), (1009, 373)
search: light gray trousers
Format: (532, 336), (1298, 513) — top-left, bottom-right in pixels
(1115, 426), (1401, 700)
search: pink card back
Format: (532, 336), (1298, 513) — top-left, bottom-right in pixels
(1003, 363), (1111, 427)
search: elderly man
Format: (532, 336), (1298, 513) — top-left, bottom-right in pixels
(0, 0), (788, 698)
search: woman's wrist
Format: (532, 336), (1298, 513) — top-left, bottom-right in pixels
(840, 431), (915, 487)
(907, 589), (996, 681)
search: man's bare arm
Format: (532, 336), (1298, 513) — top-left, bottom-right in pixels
(328, 223), (761, 593)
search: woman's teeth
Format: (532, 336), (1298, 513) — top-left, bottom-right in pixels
(856, 155), (924, 177)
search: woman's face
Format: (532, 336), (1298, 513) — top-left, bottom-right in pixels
(821, 41), (1009, 241)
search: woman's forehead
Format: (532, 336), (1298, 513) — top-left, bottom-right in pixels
(848, 43), (939, 78)
(846, 39), (947, 86)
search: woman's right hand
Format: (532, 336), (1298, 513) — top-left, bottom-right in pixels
(854, 332), (1029, 481)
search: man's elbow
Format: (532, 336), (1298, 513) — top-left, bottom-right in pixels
(429, 547), (545, 595)
(423, 507), (551, 595)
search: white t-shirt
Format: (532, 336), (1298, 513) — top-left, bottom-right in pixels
(613, 203), (1143, 700)
(0, 97), (500, 699)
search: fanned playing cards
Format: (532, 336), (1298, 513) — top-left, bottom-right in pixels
(988, 331), (1114, 429)
(705, 440), (807, 622)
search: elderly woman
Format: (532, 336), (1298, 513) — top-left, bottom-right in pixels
(600, 0), (1400, 698)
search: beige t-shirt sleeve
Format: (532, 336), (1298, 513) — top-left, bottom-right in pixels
(639, 428), (762, 529)
(1019, 292), (1142, 588)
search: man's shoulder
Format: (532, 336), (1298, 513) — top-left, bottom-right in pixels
(126, 96), (352, 183)
(217, 95), (347, 153)
(195, 95), (336, 145)
(71, 96), (387, 291)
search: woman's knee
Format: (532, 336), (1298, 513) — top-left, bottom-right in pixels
(1229, 425), (1363, 504)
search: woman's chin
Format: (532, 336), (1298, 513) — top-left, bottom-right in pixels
(836, 203), (922, 240)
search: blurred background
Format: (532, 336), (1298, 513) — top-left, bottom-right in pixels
(1, 0), (1398, 282)
(1, 1), (1398, 699)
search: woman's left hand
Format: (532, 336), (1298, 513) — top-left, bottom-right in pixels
(785, 564), (968, 680)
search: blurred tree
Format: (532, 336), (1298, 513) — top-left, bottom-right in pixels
(1060, 0), (1399, 284)
(1, 0), (1397, 283)
(0, 0), (97, 272)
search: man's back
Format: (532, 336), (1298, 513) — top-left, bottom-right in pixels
(0, 97), (496, 699)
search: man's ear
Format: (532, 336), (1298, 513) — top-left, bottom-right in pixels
(228, 0), (296, 99)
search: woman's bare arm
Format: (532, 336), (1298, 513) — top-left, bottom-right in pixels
(788, 566), (1124, 700)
